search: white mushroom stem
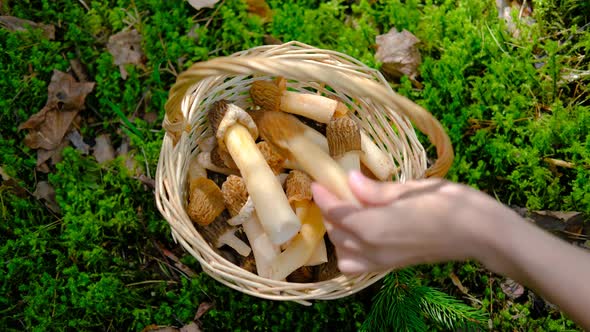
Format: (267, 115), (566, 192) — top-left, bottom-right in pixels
(335, 152), (362, 173)
(269, 203), (326, 280)
(218, 231), (252, 257)
(293, 199), (327, 266)
(224, 124), (300, 244)
(306, 239), (328, 266)
(360, 130), (396, 181)
(302, 125), (329, 153)
(287, 134), (359, 205)
(197, 151), (239, 176)
(242, 213), (281, 279)
(280, 92), (346, 123)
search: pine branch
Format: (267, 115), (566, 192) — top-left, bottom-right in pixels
(420, 287), (488, 331)
(361, 269), (428, 332)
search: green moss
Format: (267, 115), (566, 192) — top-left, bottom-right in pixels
(1, 0), (588, 330)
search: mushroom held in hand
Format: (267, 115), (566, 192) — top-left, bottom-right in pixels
(209, 100), (300, 245)
(327, 116), (362, 173)
(250, 77), (347, 124)
(253, 110), (359, 205)
(221, 175), (280, 279)
(187, 177), (226, 226)
(196, 213), (252, 257)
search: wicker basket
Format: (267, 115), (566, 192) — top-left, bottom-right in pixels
(155, 41), (453, 305)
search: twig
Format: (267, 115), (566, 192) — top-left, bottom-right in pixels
(77, 0), (90, 11)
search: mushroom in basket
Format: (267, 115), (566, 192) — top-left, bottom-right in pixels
(250, 77), (348, 124)
(208, 100), (300, 245)
(221, 175), (280, 279)
(285, 170), (327, 266)
(327, 116), (362, 172)
(187, 175), (251, 257)
(251, 78), (396, 181)
(252, 110), (359, 205)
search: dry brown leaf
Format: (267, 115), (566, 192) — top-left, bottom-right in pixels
(449, 272), (469, 295)
(194, 302), (214, 320)
(93, 134), (115, 164)
(142, 325), (179, 332)
(67, 129), (90, 155)
(187, 0), (219, 10)
(106, 29), (144, 80)
(0, 15), (55, 39)
(500, 277), (525, 300)
(375, 27), (421, 81)
(33, 181), (60, 213)
(246, 0), (272, 21)
(18, 70), (94, 170)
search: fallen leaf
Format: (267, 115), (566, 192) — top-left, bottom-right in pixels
(69, 59), (89, 82)
(194, 302), (214, 320)
(93, 134), (115, 164)
(33, 181), (60, 213)
(67, 129), (90, 155)
(19, 70), (94, 170)
(496, 0), (534, 38)
(246, 0), (272, 21)
(449, 272), (469, 295)
(375, 27), (422, 81)
(142, 325), (178, 332)
(0, 166), (28, 198)
(106, 29), (144, 80)
(0, 15), (55, 39)
(263, 34), (282, 45)
(500, 278), (524, 300)
(187, 0), (219, 10)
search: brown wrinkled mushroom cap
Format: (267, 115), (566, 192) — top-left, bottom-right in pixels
(208, 100), (228, 134)
(251, 110), (304, 157)
(240, 254), (257, 274)
(285, 170), (313, 204)
(207, 100), (258, 150)
(287, 265), (314, 283)
(326, 116), (361, 158)
(221, 175), (248, 217)
(250, 80), (283, 112)
(211, 144), (238, 170)
(257, 141), (286, 175)
(188, 177), (226, 226)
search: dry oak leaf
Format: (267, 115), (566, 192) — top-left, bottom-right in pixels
(33, 181), (61, 213)
(0, 15), (55, 39)
(18, 70), (94, 168)
(93, 134), (116, 164)
(246, 0), (272, 21)
(375, 27), (422, 81)
(187, 0), (219, 10)
(106, 29), (144, 80)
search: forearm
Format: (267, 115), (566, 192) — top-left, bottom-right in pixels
(481, 212), (590, 329)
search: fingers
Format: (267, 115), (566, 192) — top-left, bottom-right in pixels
(334, 246), (379, 274)
(348, 171), (446, 206)
(311, 183), (360, 223)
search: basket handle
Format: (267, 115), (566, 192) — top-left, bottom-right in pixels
(165, 57), (454, 178)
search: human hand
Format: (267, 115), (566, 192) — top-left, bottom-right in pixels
(311, 171), (513, 274)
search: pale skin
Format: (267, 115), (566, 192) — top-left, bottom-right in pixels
(311, 171), (590, 329)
